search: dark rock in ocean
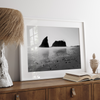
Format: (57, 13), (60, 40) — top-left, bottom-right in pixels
(52, 40), (66, 47)
(39, 36), (49, 47)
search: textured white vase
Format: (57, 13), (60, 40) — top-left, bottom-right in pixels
(0, 43), (13, 87)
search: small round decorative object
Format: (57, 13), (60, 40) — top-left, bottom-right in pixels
(90, 53), (99, 73)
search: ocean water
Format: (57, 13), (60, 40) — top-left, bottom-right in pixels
(28, 46), (81, 72)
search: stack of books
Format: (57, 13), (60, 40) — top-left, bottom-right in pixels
(63, 72), (100, 82)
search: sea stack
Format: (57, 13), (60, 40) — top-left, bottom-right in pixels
(39, 36), (49, 47)
(52, 40), (66, 47)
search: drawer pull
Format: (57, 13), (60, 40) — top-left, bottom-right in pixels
(16, 94), (20, 100)
(71, 88), (76, 97)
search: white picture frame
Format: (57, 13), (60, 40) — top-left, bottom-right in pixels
(19, 18), (86, 81)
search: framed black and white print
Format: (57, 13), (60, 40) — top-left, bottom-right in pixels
(20, 18), (86, 81)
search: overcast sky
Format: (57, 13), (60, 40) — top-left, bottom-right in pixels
(27, 26), (80, 47)
(38, 26), (79, 47)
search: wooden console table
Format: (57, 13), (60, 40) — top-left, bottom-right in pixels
(0, 78), (100, 100)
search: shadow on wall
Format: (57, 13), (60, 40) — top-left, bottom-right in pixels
(5, 44), (20, 81)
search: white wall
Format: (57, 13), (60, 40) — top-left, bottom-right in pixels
(0, 0), (100, 81)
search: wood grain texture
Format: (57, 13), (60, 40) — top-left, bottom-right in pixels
(0, 93), (16, 100)
(65, 85), (82, 100)
(6, 93), (16, 100)
(46, 89), (49, 100)
(48, 84), (91, 100)
(82, 85), (91, 100)
(16, 94), (20, 100)
(0, 94), (6, 100)
(94, 83), (100, 100)
(49, 87), (64, 100)
(0, 78), (99, 100)
(0, 78), (96, 94)
(18, 90), (45, 100)
(0, 90), (45, 100)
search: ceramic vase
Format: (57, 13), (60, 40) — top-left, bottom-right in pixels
(0, 42), (13, 87)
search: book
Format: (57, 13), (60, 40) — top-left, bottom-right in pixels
(63, 72), (100, 82)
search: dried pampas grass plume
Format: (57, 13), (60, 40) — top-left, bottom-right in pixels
(0, 8), (24, 45)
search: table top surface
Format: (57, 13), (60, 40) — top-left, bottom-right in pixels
(0, 78), (100, 94)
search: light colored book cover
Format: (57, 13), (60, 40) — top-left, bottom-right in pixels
(63, 72), (100, 82)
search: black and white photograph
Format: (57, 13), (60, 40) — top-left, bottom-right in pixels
(27, 26), (81, 72)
